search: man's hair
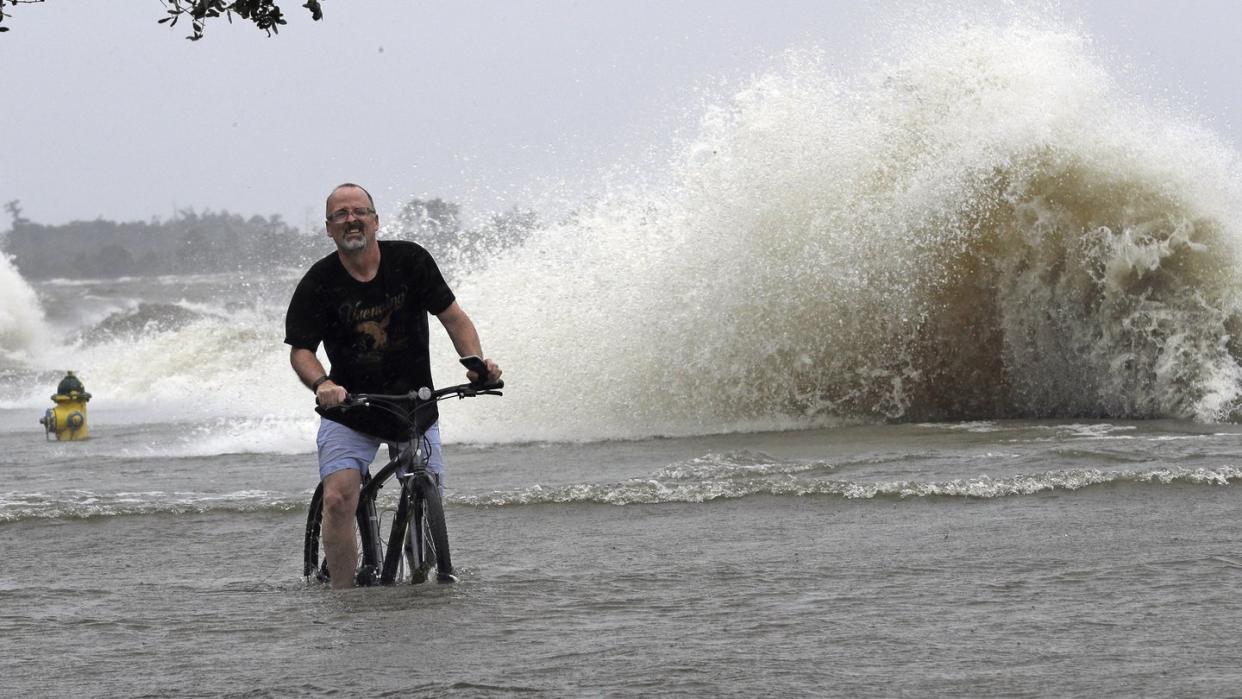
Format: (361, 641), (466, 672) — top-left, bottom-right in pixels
(326, 182), (376, 213)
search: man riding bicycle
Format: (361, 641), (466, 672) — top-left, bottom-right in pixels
(285, 182), (502, 590)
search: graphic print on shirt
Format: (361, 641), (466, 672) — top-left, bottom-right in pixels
(356, 313), (391, 352)
(337, 285), (409, 364)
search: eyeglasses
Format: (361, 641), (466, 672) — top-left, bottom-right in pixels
(327, 207), (375, 223)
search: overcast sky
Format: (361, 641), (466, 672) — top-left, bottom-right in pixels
(2, 1), (1241, 230)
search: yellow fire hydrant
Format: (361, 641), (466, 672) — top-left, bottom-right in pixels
(39, 371), (92, 441)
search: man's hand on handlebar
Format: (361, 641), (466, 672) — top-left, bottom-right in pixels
(316, 379), (348, 409)
(460, 355), (503, 386)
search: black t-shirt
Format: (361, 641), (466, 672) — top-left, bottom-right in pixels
(284, 240), (455, 440)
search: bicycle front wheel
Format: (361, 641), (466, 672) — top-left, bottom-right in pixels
(411, 473), (454, 583)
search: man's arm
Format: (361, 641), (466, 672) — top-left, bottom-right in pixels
(290, 347), (347, 408)
(435, 301), (502, 383)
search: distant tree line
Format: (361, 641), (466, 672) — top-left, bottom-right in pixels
(1, 201), (320, 279)
(1, 197), (541, 280)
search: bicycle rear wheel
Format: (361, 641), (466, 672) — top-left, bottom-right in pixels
(303, 483), (327, 580)
(303, 477), (383, 586)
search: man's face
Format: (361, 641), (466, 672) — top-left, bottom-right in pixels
(325, 186), (378, 253)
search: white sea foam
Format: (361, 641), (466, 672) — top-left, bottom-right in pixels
(0, 254), (50, 361)
(452, 463), (1242, 508)
(440, 18), (1242, 440)
(0, 488), (305, 522)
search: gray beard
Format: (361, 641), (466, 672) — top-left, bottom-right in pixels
(338, 234), (366, 252)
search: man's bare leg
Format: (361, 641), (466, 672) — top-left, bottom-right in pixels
(321, 469), (362, 589)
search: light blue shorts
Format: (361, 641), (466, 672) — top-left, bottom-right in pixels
(316, 418), (444, 486)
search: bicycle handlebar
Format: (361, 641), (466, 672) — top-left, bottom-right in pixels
(337, 380), (504, 409)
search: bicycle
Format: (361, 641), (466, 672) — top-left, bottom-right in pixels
(302, 380), (503, 586)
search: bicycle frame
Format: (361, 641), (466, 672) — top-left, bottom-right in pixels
(303, 381), (503, 585)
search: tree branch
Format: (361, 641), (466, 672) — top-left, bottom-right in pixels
(0, 0), (324, 38)
(0, 0), (47, 33)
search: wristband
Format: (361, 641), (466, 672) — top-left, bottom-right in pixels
(311, 375), (331, 392)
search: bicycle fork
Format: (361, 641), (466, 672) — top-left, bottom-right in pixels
(402, 472), (440, 584)
(400, 444), (435, 581)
